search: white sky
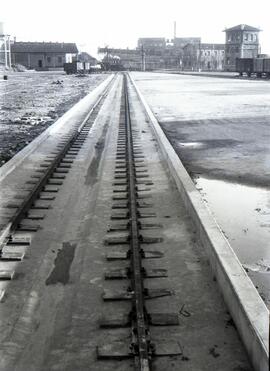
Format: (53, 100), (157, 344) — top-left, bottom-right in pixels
(1, 0), (270, 57)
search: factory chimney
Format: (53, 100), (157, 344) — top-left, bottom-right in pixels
(174, 21), (176, 39)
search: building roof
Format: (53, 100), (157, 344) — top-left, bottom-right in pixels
(223, 24), (260, 32)
(183, 43), (225, 50)
(138, 38), (165, 42)
(11, 42), (78, 53)
(78, 52), (97, 62)
(174, 37), (201, 43)
(98, 47), (139, 56)
(173, 37), (201, 48)
(200, 43), (225, 49)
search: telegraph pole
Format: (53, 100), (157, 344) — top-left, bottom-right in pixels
(141, 45), (145, 71)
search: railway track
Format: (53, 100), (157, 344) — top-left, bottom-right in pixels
(0, 75), (116, 289)
(97, 74), (181, 370)
(0, 73), (257, 371)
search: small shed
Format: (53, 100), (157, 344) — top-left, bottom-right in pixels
(11, 41), (78, 70)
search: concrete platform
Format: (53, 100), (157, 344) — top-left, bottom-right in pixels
(130, 71), (270, 308)
(130, 73), (269, 371)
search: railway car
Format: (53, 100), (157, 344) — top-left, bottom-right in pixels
(236, 57), (270, 77)
(263, 59), (270, 77)
(236, 58), (254, 77)
(64, 61), (103, 75)
(253, 58), (264, 77)
(63, 62), (77, 74)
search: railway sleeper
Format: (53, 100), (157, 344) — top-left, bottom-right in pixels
(102, 287), (173, 301)
(105, 235), (163, 245)
(97, 339), (181, 360)
(104, 267), (167, 279)
(99, 311), (178, 328)
(106, 249), (164, 260)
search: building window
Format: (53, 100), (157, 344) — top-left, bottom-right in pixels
(47, 56), (51, 63)
(250, 34), (253, 41)
(254, 34), (257, 41)
(58, 56), (62, 63)
(244, 33), (248, 41)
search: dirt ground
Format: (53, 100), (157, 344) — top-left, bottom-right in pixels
(0, 71), (108, 165)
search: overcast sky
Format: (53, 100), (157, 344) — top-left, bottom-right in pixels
(1, 0), (270, 57)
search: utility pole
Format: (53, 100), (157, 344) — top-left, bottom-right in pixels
(0, 22), (11, 70)
(141, 45), (145, 72)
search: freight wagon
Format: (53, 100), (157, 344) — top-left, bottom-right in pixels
(64, 61), (103, 74)
(236, 58), (270, 77)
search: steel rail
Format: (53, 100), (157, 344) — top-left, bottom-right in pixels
(124, 74), (151, 371)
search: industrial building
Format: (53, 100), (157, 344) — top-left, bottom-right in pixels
(98, 24), (261, 72)
(98, 35), (225, 72)
(224, 24), (261, 71)
(98, 37), (202, 71)
(11, 42), (78, 70)
(182, 43), (225, 71)
(137, 38), (166, 54)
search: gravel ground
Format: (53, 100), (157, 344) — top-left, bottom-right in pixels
(0, 71), (108, 165)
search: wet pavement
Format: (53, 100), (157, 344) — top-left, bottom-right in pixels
(195, 177), (270, 307)
(131, 72), (270, 307)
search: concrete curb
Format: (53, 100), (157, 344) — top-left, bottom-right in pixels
(0, 74), (114, 182)
(129, 73), (269, 371)
(154, 70), (239, 79)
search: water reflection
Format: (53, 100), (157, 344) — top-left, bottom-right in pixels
(195, 177), (270, 307)
(178, 141), (205, 148)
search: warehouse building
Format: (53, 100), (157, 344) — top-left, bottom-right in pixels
(11, 41), (78, 70)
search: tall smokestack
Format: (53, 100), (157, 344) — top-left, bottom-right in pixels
(174, 21), (176, 39)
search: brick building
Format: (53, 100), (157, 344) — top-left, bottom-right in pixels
(137, 38), (166, 54)
(173, 37), (201, 50)
(11, 42), (78, 70)
(183, 43), (225, 71)
(223, 24), (261, 71)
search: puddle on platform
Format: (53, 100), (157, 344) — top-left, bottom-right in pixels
(195, 177), (270, 307)
(178, 141), (204, 148)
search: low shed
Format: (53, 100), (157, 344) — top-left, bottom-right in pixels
(11, 41), (78, 70)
